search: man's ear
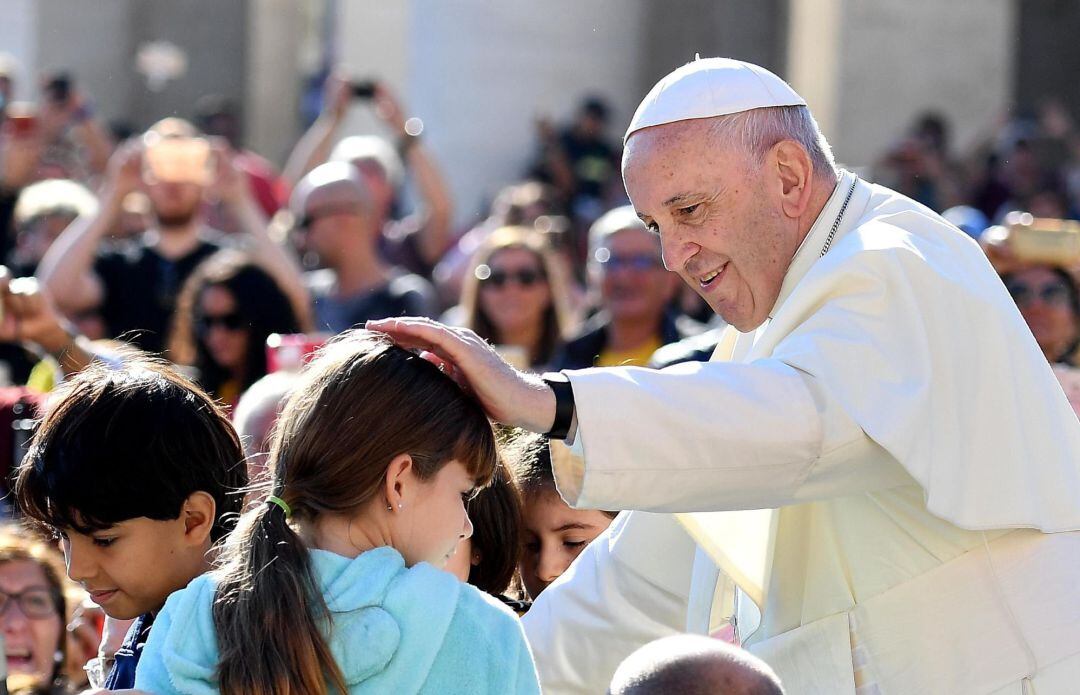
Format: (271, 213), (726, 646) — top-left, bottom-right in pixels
(383, 453), (415, 512)
(181, 491), (217, 546)
(771, 140), (814, 219)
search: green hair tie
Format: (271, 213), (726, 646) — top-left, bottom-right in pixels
(267, 495), (292, 518)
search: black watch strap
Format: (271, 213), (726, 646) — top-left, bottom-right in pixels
(541, 372), (575, 440)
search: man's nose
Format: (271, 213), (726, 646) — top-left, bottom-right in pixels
(659, 230), (697, 273)
(460, 514), (474, 542)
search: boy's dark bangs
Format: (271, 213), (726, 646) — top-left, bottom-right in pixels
(16, 434), (184, 535)
(16, 450), (123, 535)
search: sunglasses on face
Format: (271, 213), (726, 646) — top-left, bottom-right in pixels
(594, 248), (664, 272)
(197, 312), (246, 333)
(0, 586), (57, 620)
(1005, 280), (1072, 308)
(297, 204), (363, 230)
(475, 264), (546, 288)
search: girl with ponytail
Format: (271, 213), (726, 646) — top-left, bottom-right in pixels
(134, 330), (541, 694)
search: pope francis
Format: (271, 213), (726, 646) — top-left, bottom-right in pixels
(370, 58), (1080, 695)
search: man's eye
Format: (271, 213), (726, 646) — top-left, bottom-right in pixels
(92, 537), (116, 548)
(679, 204), (700, 216)
(646, 222), (660, 235)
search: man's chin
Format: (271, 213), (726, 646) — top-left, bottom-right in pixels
(711, 304), (761, 333)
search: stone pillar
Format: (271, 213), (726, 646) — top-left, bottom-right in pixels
(246, 0), (303, 163)
(786, 0), (1015, 168)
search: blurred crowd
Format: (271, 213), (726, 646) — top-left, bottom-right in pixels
(0, 55), (1074, 694)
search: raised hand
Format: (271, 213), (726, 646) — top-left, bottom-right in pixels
(103, 139), (144, 202)
(373, 82), (408, 133)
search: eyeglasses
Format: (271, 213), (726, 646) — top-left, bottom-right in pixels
(0, 586), (58, 619)
(197, 312), (246, 333)
(1005, 280), (1072, 308)
(594, 248), (664, 272)
(475, 264), (546, 288)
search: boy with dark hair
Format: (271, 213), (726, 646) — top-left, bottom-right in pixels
(13, 357), (247, 689)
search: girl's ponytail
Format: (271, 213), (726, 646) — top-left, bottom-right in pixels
(213, 496), (346, 694)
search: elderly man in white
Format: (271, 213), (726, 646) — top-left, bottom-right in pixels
(370, 58), (1080, 695)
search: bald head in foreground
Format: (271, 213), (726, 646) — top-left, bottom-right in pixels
(608, 635), (784, 695)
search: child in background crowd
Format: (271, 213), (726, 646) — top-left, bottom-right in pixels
(446, 456), (529, 613)
(135, 331), (540, 694)
(13, 358), (247, 689)
(512, 436), (617, 600)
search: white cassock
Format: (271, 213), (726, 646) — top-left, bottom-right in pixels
(522, 170), (1080, 695)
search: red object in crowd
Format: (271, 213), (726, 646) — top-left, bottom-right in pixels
(265, 333), (329, 373)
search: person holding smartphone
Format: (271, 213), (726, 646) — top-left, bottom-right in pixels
(283, 72), (454, 278)
(36, 119), (308, 355)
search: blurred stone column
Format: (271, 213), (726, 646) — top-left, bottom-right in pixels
(246, 0), (303, 163)
(786, 0), (1015, 168)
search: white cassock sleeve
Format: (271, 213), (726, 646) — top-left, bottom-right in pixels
(553, 355), (911, 513)
(521, 511), (698, 695)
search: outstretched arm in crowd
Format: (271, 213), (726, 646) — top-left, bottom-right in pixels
(282, 72), (351, 187)
(373, 83), (454, 266)
(0, 269), (93, 376)
(36, 142), (141, 314)
(213, 143), (313, 331)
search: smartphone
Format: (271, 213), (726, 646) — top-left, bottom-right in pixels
(5, 102), (37, 137)
(351, 80), (377, 99)
(143, 136), (213, 185)
(1009, 218), (1080, 266)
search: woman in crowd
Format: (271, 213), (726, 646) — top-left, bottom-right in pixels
(0, 526), (86, 694)
(983, 215), (1080, 366)
(511, 437), (617, 600)
(170, 250), (305, 408)
(135, 331), (540, 694)
(984, 215), (1080, 416)
(457, 226), (574, 372)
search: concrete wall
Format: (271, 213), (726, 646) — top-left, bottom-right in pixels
(246, 0), (304, 162)
(0, 0), (40, 102)
(336, 0), (648, 226)
(789, 0), (1014, 168)
(129, 0), (247, 128)
(35, 0), (135, 127)
(1015, 0), (1080, 120)
(641, 0), (787, 98)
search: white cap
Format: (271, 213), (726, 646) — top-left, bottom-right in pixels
(625, 57), (806, 142)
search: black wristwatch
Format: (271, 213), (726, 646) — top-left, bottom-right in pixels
(541, 372), (575, 440)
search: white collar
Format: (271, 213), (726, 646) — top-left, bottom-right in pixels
(768, 169), (862, 320)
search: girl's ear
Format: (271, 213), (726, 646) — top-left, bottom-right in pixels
(383, 453), (415, 512)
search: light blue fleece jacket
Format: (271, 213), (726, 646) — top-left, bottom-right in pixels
(133, 546), (540, 694)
